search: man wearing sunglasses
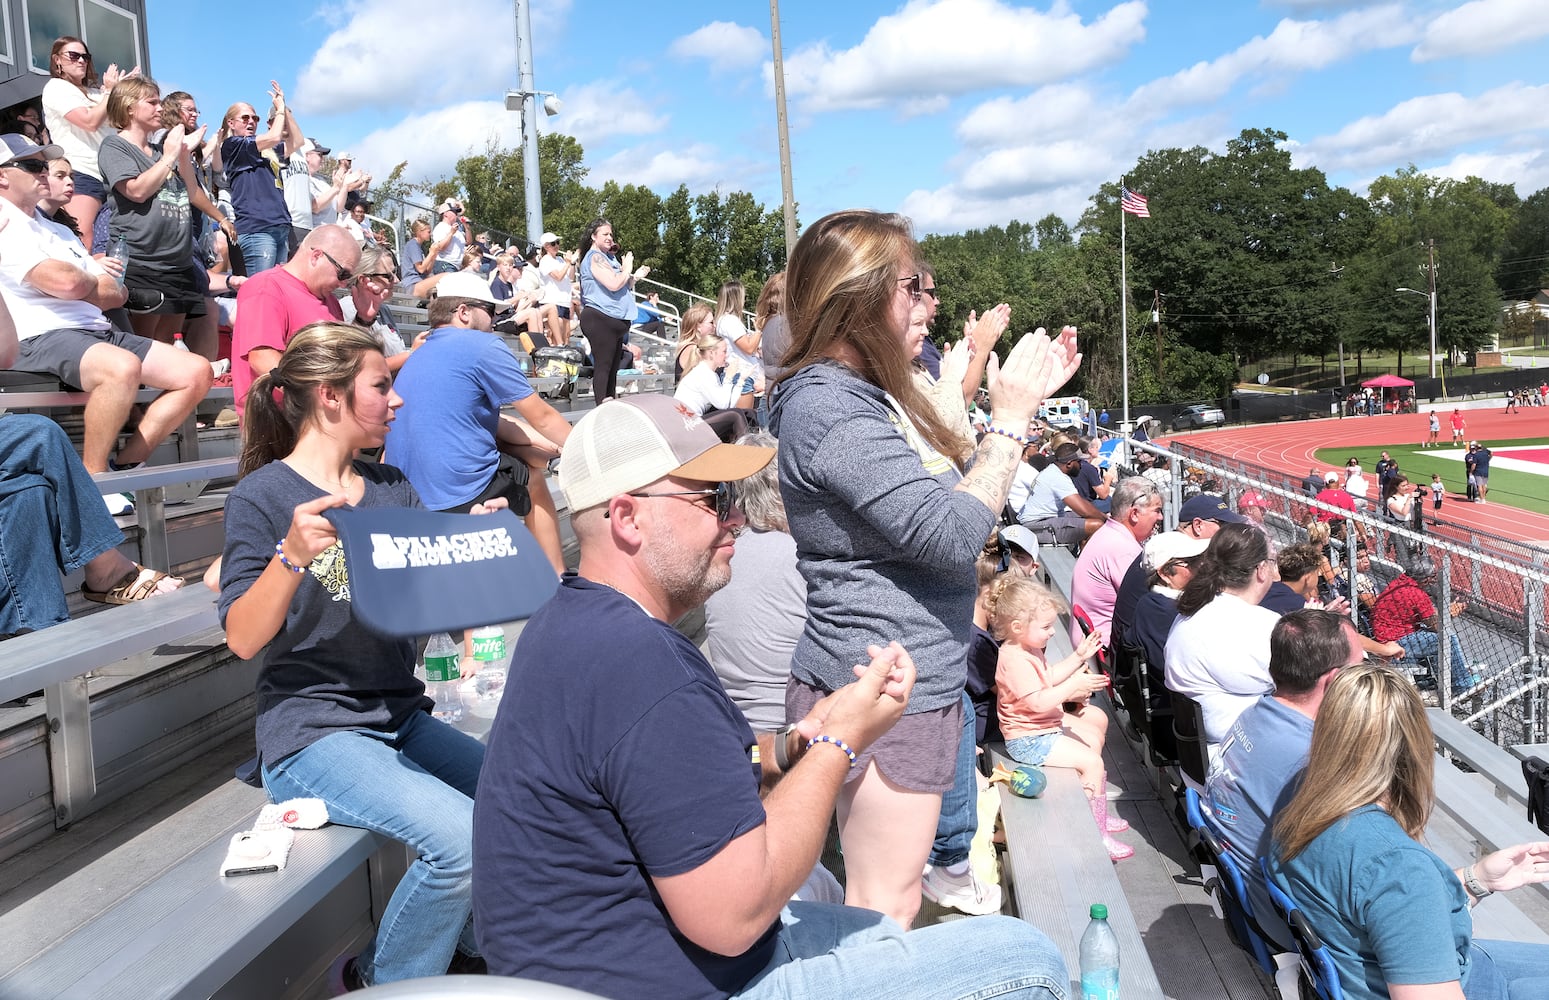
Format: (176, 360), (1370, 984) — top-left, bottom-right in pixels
(0, 133), (212, 490)
(229, 222), (360, 423)
(473, 393), (1068, 999)
(387, 271), (573, 573)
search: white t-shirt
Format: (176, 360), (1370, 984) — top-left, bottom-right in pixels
(674, 362), (748, 415)
(0, 198), (113, 337)
(539, 253), (572, 307)
(281, 151), (313, 228)
(432, 220), (466, 265)
(42, 79), (113, 179)
(716, 312), (761, 374)
(1164, 592), (1277, 749)
(308, 173), (338, 229)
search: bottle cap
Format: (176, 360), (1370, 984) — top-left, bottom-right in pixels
(1090, 903), (1108, 919)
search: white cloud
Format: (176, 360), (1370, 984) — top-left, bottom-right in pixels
(1412, 0), (1549, 62)
(777, 0), (1146, 114)
(292, 0), (572, 116)
(546, 81), (667, 147)
(669, 21), (768, 73)
(590, 144), (747, 192)
(1127, 4), (1413, 115)
(900, 180), (1097, 233)
(957, 84), (1101, 147)
(1424, 147), (1549, 195)
(1295, 82), (1549, 174)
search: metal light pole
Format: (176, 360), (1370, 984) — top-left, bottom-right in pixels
(510, 0), (543, 248)
(769, 0), (797, 258)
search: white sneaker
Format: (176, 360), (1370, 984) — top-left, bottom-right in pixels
(921, 864), (1003, 916)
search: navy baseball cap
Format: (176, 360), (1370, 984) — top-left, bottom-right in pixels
(1178, 493), (1249, 525)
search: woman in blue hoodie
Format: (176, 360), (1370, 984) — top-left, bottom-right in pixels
(768, 210), (1079, 928)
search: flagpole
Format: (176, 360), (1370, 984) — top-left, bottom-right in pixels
(1120, 178), (1131, 436)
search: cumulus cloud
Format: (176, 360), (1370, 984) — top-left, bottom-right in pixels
(1294, 82), (1549, 174)
(546, 81), (667, 147)
(777, 0), (1146, 114)
(957, 84), (1101, 147)
(1127, 4), (1413, 115)
(1412, 0), (1549, 62)
(293, 0), (571, 116)
(1424, 147), (1549, 195)
(590, 143), (752, 192)
(669, 21), (768, 73)
(900, 180), (1099, 233)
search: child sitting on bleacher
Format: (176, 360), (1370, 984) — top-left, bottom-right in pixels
(991, 576), (1133, 860)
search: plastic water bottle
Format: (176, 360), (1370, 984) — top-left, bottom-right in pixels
(420, 632), (462, 725)
(172, 333), (189, 351)
(1080, 903), (1120, 1000)
(462, 624), (509, 718)
(106, 236), (129, 287)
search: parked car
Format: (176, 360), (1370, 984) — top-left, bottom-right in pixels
(1172, 404), (1226, 431)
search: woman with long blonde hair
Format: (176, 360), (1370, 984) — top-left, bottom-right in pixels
(673, 331), (754, 442)
(768, 209), (1079, 928)
(1270, 663), (1549, 999)
(673, 302), (715, 379)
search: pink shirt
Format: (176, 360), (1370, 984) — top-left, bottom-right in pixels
(1070, 517), (1142, 645)
(231, 267), (343, 422)
(996, 642), (1064, 739)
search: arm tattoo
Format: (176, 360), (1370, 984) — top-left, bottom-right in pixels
(956, 433), (1023, 512)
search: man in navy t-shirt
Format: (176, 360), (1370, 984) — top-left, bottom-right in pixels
(472, 395), (1067, 1000)
(1472, 443), (1492, 503)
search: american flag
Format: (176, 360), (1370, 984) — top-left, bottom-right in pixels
(1121, 186), (1150, 218)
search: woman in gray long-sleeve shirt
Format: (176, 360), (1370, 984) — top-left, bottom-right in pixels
(767, 210), (1081, 928)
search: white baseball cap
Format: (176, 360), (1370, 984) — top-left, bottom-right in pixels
(560, 396), (774, 514)
(540, 232), (561, 245)
(430, 271), (499, 306)
(1142, 531), (1209, 574)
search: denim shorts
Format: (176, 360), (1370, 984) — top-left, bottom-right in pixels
(1005, 731), (1059, 766)
(71, 170), (107, 201)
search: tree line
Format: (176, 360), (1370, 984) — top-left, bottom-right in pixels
(371, 127), (1549, 405)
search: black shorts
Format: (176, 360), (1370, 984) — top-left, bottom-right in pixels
(125, 262), (208, 317)
(436, 453), (532, 517)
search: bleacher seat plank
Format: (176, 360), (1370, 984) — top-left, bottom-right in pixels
(1430, 752), (1549, 910)
(1428, 708), (1530, 807)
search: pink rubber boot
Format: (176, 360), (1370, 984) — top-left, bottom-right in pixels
(1098, 780), (1129, 832)
(1090, 792), (1135, 861)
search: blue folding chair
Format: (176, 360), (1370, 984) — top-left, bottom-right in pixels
(1183, 789), (1276, 975)
(1258, 857), (1346, 1000)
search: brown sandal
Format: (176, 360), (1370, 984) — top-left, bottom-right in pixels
(82, 565), (184, 606)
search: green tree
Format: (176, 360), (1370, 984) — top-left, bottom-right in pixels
(1497, 187), (1549, 301)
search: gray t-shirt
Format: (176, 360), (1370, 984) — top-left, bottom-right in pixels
(760, 315), (790, 381)
(769, 361), (991, 713)
(218, 460), (431, 766)
(99, 134), (194, 273)
(704, 527), (806, 732)
(1021, 464), (1077, 520)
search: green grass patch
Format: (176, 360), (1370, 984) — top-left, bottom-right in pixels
(1315, 437), (1549, 517)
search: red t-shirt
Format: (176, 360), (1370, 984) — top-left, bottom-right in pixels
(231, 267), (343, 422)
(1371, 575), (1436, 642)
(1450, 412), (1465, 430)
(1314, 487), (1357, 521)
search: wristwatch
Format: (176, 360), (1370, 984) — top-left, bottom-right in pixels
(1464, 865), (1493, 901)
(773, 723), (799, 771)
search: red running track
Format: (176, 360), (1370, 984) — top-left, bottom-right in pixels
(1157, 407), (1549, 547)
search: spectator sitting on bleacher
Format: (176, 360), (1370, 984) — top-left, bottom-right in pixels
(673, 331), (755, 443)
(472, 394), (1069, 998)
(1206, 608), (1360, 954)
(487, 253), (554, 350)
(230, 223), (359, 423)
(397, 218), (439, 298)
(1110, 493), (1237, 652)
(990, 576), (1131, 860)
(39, 155), (83, 241)
(1073, 434), (1113, 513)
(428, 199), (469, 274)
(0, 293), (181, 626)
(1070, 475), (1161, 646)
(672, 302), (714, 379)
(1372, 555), (1479, 695)
(0, 134), (213, 497)
(385, 271), (569, 574)
(219, 323), (489, 991)
(339, 245), (421, 372)
(1269, 662), (1549, 999)
(633, 289), (665, 337)
(215, 84), (294, 274)
(1164, 523), (1279, 752)
(1125, 529), (1207, 669)
(100, 77), (229, 343)
(963, 527), (1040, 749)
(1016, 441), (1104, 546)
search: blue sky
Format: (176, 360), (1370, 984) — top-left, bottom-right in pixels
(146, 0), (1549, 236)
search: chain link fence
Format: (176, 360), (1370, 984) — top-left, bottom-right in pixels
(1125, 439), (1549, 748)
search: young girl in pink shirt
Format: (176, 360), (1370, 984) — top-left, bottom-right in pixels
(992, 577), (1132, 860)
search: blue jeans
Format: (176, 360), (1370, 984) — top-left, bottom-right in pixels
(929, 691), (978, 868)
(235, 223), (292, 274)
(1396, 630), (1470, 692)
(1465, 939), (1549, 999)
(0, 414), (124, 634)
(261, 711), (485, 985)
(734, 902), (1067, 999)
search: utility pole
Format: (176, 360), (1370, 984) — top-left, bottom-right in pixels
(1428, 238), (1442, 390)
(514, 0), (542, 247)
(1153, 289), (1163, 379)
(770, 0), (797, 259)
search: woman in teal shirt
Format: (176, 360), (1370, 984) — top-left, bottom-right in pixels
(1270, 663), (1549, 999)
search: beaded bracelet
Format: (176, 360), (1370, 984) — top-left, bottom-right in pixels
(984, 426), (1031, 448)
(275, 540), (309, 574)
(807, 734), (857, 767)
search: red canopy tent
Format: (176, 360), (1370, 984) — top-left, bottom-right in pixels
(1361, 373), (1414, 388)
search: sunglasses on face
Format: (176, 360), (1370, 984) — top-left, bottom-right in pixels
(5, 158), (49, 175)
(60, 50), (90, 63)
(897, 273), (923, 303)
(235, 114), (260, 123)
(356, 272), (395, 286)
(316, 249), (353, 283)
(921, 284), (941, 301)
(622, 481), (735, 522)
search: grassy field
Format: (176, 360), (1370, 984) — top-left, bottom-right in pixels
(1315, 437), (1549, 517)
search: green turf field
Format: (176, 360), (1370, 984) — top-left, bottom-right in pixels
(1315, 437), (1549, 517)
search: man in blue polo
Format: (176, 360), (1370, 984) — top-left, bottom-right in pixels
(472, 395), (1068, 1000)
